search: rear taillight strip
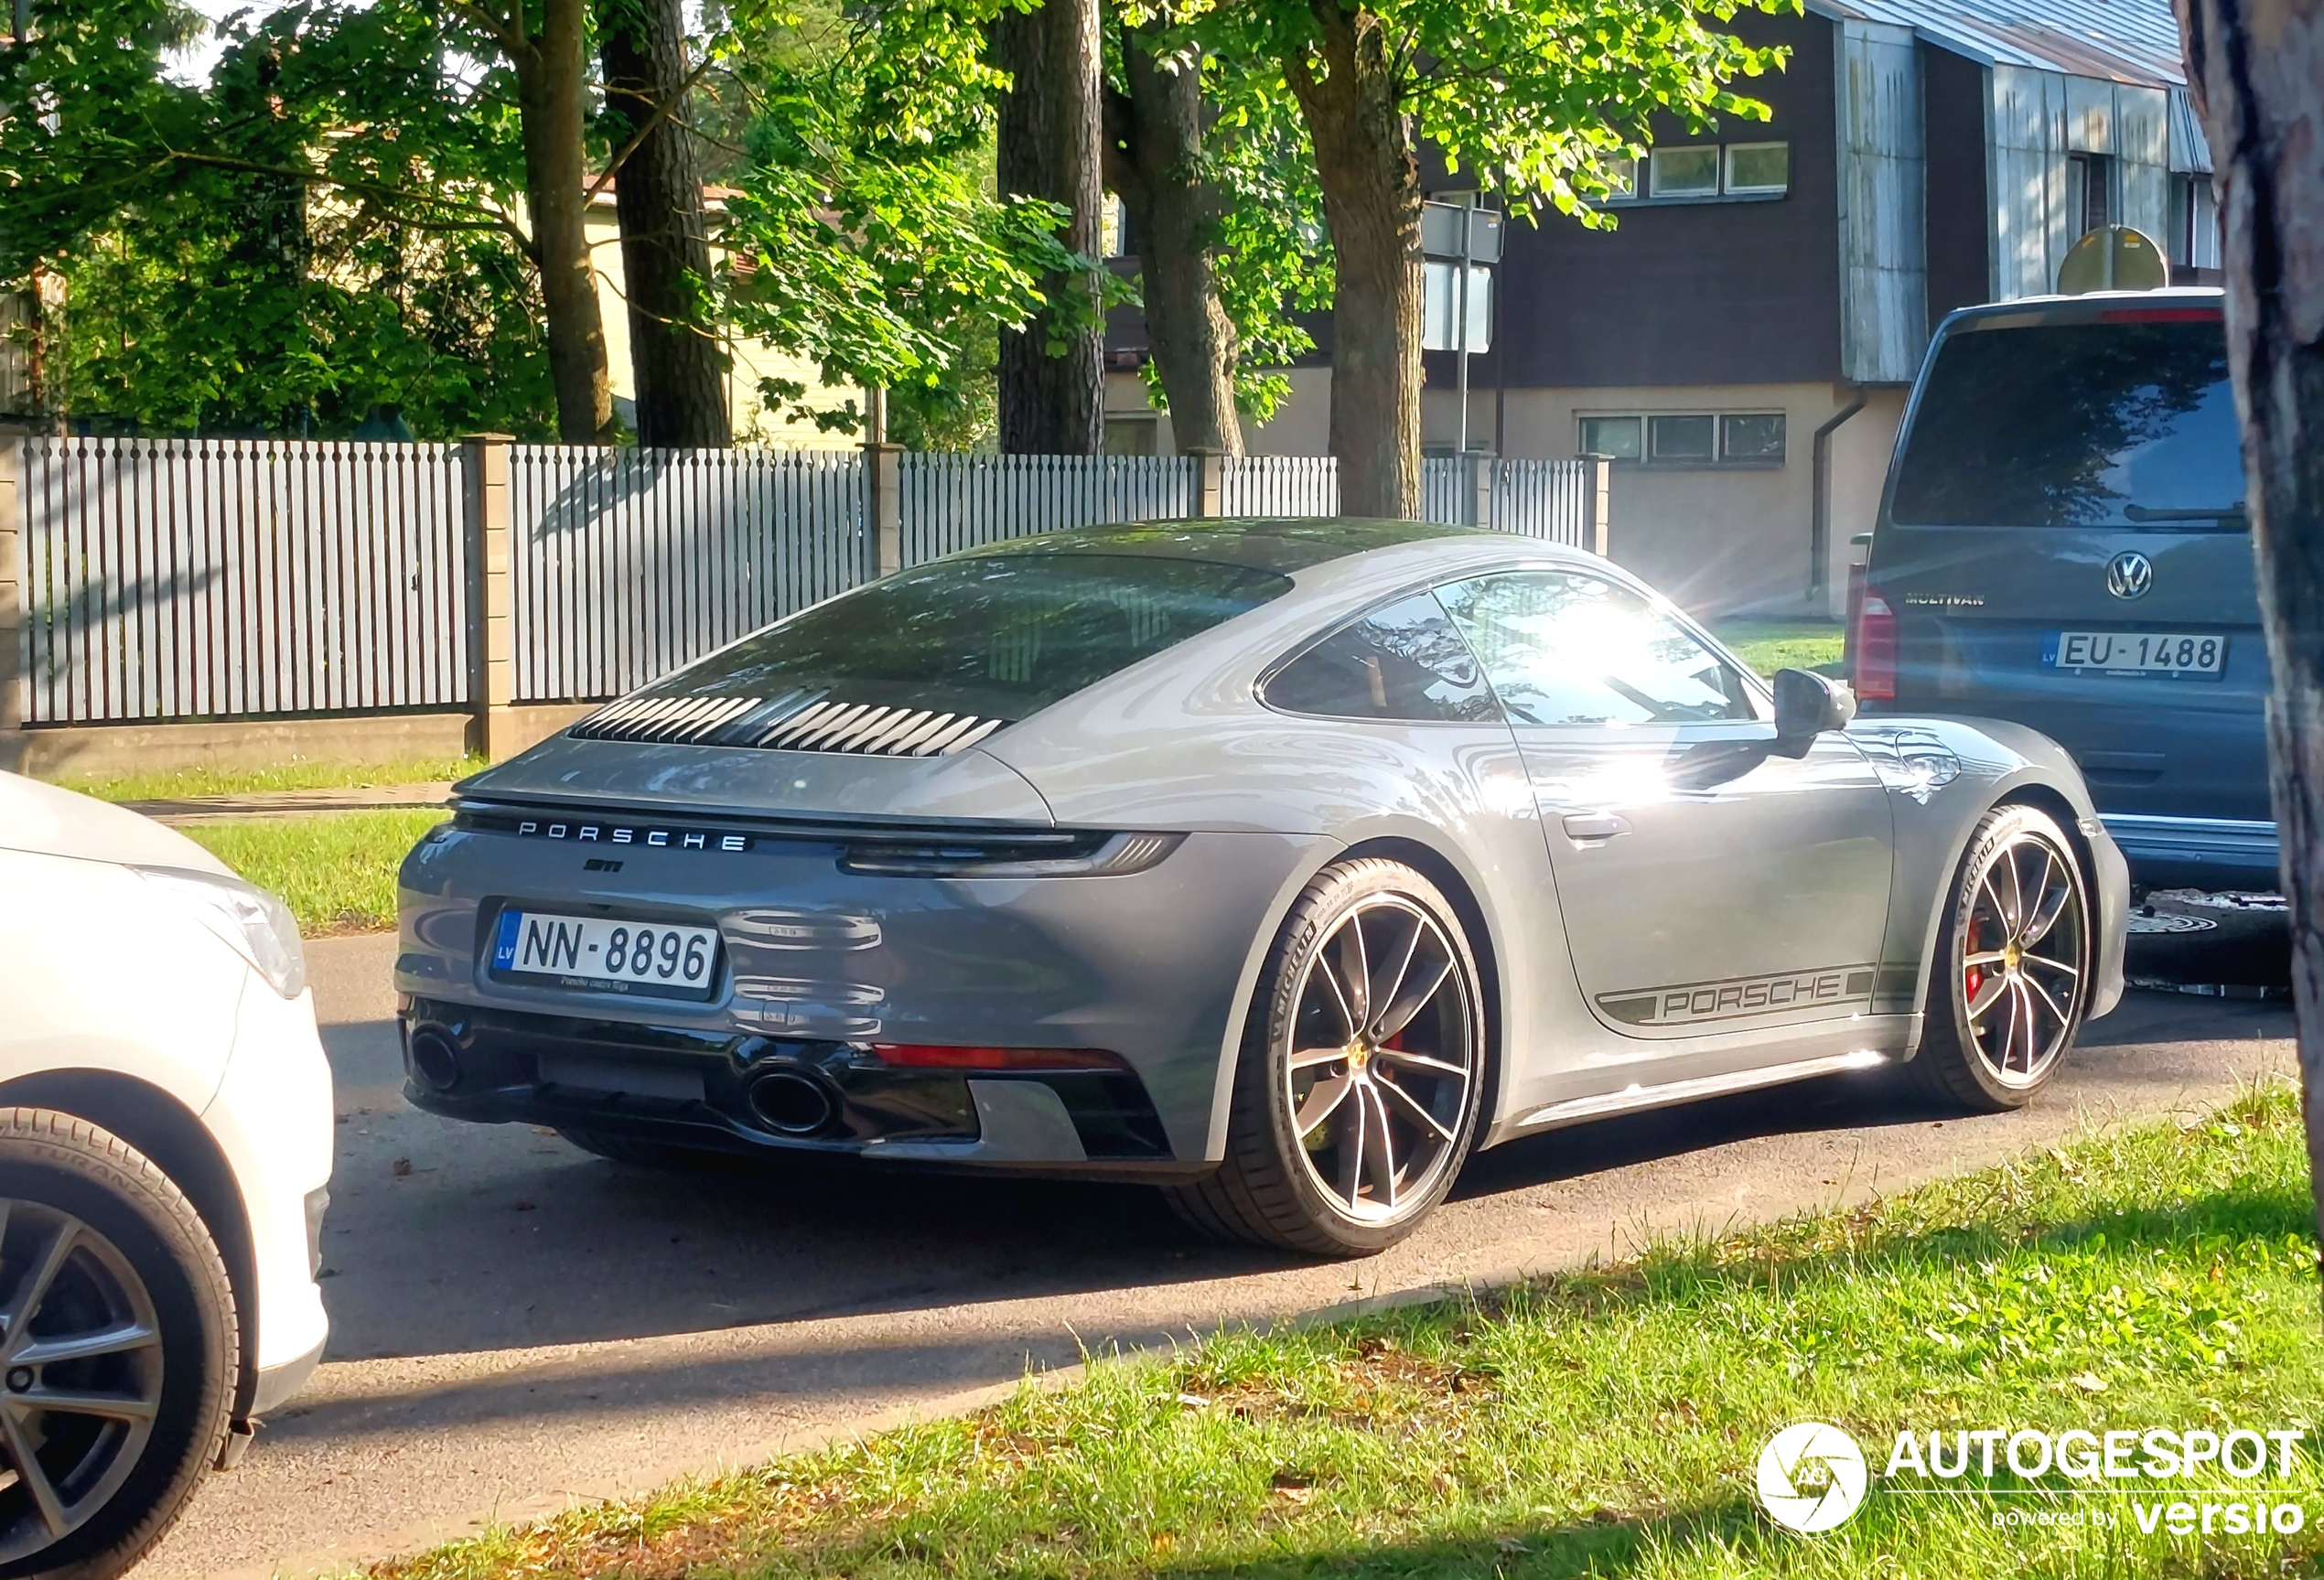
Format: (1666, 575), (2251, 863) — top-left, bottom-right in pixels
(1855, 594), (1897, 701)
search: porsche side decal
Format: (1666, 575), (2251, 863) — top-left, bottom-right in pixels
(1598, 963), (1879, 1027)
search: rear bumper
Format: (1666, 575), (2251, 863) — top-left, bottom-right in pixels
(399, 998), (1200, 1177)
(2100, 814), (2279, 890)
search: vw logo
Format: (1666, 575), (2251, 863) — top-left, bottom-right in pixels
(2105, 551), (2154, 600)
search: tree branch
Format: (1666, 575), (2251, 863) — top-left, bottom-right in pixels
(584, 49), (723, 206)
(443, 0), (524, 57)
(158, 150), (536, 255)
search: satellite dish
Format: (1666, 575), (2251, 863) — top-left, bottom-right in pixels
(2058, 225), (2168, 295)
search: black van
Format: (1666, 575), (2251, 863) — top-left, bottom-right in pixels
(1858, 289), (2274, 891)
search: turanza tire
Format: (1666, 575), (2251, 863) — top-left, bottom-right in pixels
(1908, 804), (2095, 1112)
(1166, 859), (1488, 1257)
(0, 1110), (235, 1580)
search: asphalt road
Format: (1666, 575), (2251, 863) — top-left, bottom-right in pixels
(143, 932), (2296, 1579)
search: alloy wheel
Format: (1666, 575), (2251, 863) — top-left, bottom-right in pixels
(1283, 894), (1479, 1225)
(1957, 828), (2088, 1089)
(0, 1201), (165, 1565)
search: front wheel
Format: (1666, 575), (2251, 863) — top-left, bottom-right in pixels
(1165, 858), (1487, 1257)
(1908, 803), (2094, 1112)
(0, 1110), (236, 1580)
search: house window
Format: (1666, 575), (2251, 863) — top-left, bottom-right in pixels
(2170, 174), (2219, 268)
(1579, 411), (1787, 467)
(1725, 143), (1790, 195)
(1103, 415), (1157, 456)
(1578, 414), (1643, 461)
(1650, 146), (1720, 198)
(1649, 414), (1716, 462)
(1611, 141), (1790, 203)
(1721, 413), (1787, 462)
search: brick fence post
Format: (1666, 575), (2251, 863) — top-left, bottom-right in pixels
(866, 442), (903, 576)
(0, 435), (25, 772)
(461, 435), (519, 761)
(1469, 452), (1493, 530)
(1589, 455), (1613, 556)
(1189, 447), (1226, 519)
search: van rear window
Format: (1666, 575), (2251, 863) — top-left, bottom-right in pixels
(1888, 320), (2244, 529)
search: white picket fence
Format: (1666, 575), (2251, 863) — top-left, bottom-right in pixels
(13, 438), (468, 725)
(5, 437), (1598, 724)
(898, 453), (1200, 565)
(509, 446), (864, 704)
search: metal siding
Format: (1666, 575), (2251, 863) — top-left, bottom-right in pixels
(2064, 74), (2113, 152)
(2115, 84), (2171, 242)
(2168, 88), (2213, 174)
(1989, 65), (2071, 300)
(1812, 0), (2187, 89)
(1838, 20), (1929, 382)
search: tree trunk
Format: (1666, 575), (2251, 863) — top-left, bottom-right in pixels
(2174, 0), (2324, 1268)
(512, 0), (615, 443)
(1103, 30), (1242, 456)
(994, 0), (1103, 456)
(597, 0), (730, 447)
(1283, 0), (1419, 518)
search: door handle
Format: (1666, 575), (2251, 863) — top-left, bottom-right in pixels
(1562, 812), (1631, 842)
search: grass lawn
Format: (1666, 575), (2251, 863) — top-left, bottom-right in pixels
(380, 1083), (2321, 1580)
(1714, 620), (1847, 680)
(46, 754), (484, 805)
(179, 810), (441, 934)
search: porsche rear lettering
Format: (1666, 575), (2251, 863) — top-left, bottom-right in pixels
(1600, 966), (1879, 1026)
(513, 819), (750, 853)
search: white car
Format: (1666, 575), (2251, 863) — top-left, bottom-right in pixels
(0, 772), (331, 1577)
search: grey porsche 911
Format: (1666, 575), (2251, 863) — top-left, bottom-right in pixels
(396, 518), (2127, 1256)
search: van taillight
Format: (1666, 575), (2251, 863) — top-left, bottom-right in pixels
(1855, 595), (1896, 700)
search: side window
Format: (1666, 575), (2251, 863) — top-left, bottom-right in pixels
(1434, 571), (1756, 726)
(1263, 594), (1501, 723)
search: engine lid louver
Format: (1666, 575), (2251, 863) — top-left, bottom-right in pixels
(566, 692), (1008, 758)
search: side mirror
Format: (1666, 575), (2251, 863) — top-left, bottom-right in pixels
(1772, 668), (1856, 755)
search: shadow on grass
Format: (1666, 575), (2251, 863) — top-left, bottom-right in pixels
(1145, 1500), (1760, 1580)
(1557, 1180), (2319, 1316)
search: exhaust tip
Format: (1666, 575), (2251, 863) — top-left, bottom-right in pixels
(407, 1028), (462, 1094)
(747, 1068), (837, 1136)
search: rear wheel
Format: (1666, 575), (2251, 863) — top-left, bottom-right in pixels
(1165, 859), (1487, 1257)
(1908, 804), (2094, 1112)
(0, 1110), (235, 1580)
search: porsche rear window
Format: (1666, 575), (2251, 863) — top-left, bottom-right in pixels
(662, 554), (1292, 718)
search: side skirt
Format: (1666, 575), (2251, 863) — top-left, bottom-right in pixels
(1501, 1048), (1896, 1138)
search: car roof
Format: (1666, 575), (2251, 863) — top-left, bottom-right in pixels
(954, 516), (1505, 575)
(1935, 287), (2222, 335)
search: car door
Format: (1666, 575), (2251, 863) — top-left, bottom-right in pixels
(1435, 568), (1896, 1048)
